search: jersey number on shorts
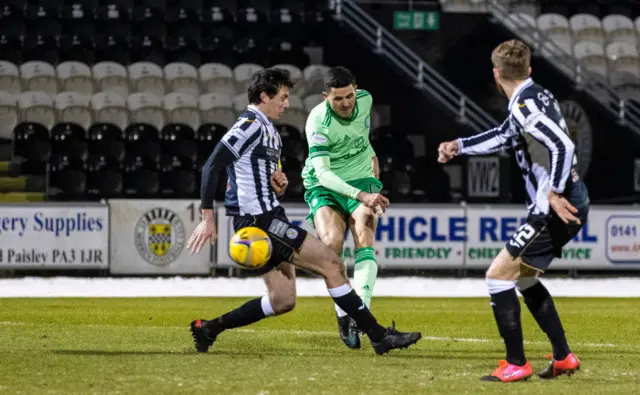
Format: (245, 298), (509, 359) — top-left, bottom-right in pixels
(509, 224), (536, 248)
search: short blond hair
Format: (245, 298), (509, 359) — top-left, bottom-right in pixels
(491, 39), (530, 81)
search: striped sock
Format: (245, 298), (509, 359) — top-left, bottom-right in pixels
(353, 247), (378, 308)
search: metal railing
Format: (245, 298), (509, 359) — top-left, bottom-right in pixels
(488, 0), (640, 136)
(333, 0), (499, 134)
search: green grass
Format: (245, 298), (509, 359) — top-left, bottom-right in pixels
(1, 297), (639, 394)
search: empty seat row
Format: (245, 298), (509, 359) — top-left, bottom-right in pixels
(504, 0), (640, 19)
(0, 89), (322, 139)
(0, 61), (330, 98)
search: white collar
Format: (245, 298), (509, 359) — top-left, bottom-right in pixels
(247, 104), (271, 125)
(507, 78), (533, 111)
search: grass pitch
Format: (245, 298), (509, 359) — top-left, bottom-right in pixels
(1, 297), (639, 394)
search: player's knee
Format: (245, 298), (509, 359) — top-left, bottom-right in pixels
(318, 231), (344, 255)
(270, 293), (296, 315)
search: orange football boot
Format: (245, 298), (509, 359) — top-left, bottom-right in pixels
(538, 352), (581, 379)
(481, 360), (533, 382)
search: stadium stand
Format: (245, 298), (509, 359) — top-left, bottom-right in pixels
(1, 0), (390, 202)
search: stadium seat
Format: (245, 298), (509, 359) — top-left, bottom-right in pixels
(232, 93), (250, 117)
(160, 123), (198, 164)
(508, 1), (538, 18)
(165, 35), (202, 67)
(573, 41), (608, 77)
(13, 122), (51, 163)
(91, 91), (129, 130)
(23, 34), (59, 64)
(268, 39), (311, 69)
(0, 5), (24, 38)
(94, 34), (130, 65)
(199, 63), (236, 98)
(0, 35), (22, 65)
(163, 92), (200, 129)
(127, 92), (165, 130)
(199, 93), (236, 128)
(280, 155), (302, 172)
(49, 155), (88, 198)
(277, 94), (307, 131)
(95, 4), (132, 39)
(54, 91), (93, 129)
(159, 157), (198, 197)
(164, 62), (200, 96)
(270, 4), (304, 45)
(86, 155), (123, 198)
(303, 65), (330, 95)
(58, 34), (96, 65)
(20, 61), (58, 95)
(124, 123), (162, 164)
(132, 5), (167, 39)
(538, 14), (572, 49)
(602, 15), (638, 45)
(167, 5), (201, 39)
(130, 35), (165, 66)
(0, 92), (18, 140)
(18, 91), (56, 129)
(92, 62), (129, 98)
(200, 28), (237, 66)
(56, 61), (94, 95)
(272, 63), (305, 97)
(234, 63), (264, 93)
(235, 6), (269, 38)
(122, 157), (160, 197)
(0, 61), (21, 95)
(129, 62), (165, 96)
(50, 122), (88, 162)
(24, 4), (61, 38)
(569, 13), (605, 45)
(605, 42), (640, 76)
(87, 123), (126, 162)
(60, 2), (96, 39)
(196, 123), (227, 166)
(504, 13), (538, 40)
(276, 124), (303, 141)
(303, 93), (324, 112)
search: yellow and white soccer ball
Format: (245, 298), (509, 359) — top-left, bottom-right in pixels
(228, 227), (272, 269)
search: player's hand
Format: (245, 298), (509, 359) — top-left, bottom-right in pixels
(187, 215), (217, 254)
(548, 190), (581, 225)
(437, 140), (460, 163)
(270, 170), (289, 195)
(357, 191), (390, 213)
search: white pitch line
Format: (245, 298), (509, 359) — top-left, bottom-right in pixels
(0, 321), (634, 350)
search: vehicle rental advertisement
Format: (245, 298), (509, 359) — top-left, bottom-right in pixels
(0, 203), (109, 269)
(216, 204), (466, 269)
(216, 203), (638, 270)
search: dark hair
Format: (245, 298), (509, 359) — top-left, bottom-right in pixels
(324, 66), (356, 91)
(247, 68), (294, 105)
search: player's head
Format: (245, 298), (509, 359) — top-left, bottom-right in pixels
(323, 66), (357, 119)
(491, 39), (531, 97)
(247, 67), (294, 120)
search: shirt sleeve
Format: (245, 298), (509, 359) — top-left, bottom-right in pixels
(457, 117), (513, 155)
(220, 116), (262, 158)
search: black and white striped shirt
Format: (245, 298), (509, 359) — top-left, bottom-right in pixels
(457, 78), (577, 214)
(220, 105), (283, 216)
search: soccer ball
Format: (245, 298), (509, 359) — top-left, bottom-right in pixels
(228, 227), (272, 269)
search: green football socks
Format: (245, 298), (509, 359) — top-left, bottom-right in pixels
(353, 247), (378, 308)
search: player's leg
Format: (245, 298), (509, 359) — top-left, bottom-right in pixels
(190, 263), (296, 352)
(289, 232), (421, 355)
(348, 204), (379, 310)
(313, 205), (362, 348)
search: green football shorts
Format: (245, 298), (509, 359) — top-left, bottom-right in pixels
(303, 177), (383, 227)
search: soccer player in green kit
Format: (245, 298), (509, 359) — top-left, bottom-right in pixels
(302, 67), (390, 349)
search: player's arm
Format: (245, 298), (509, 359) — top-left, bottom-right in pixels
(523, 111), (576, 193)
(368, 143), (379, 179)
(200, 119), (262, 211)
(307, 129), (361, 199)
(456, 117), (513, 155)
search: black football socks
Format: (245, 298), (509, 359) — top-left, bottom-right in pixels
(328, 284), (386, 342)
(490, 286), (527, 366)
(521, 281), (571, 360)
(206, 297), (267, 336)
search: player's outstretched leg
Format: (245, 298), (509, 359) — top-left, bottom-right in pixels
(481, 249), (533, 382)
(291, 234), (421, 355)
(190, 263), (296, 353)
(517, 276), (580, 378)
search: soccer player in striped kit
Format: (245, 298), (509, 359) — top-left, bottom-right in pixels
(438, 40), (587, 382)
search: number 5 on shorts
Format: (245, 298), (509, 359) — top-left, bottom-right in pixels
(509, 224), (536, 248)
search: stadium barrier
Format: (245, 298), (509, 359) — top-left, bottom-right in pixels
(0, 201), (637, 273)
